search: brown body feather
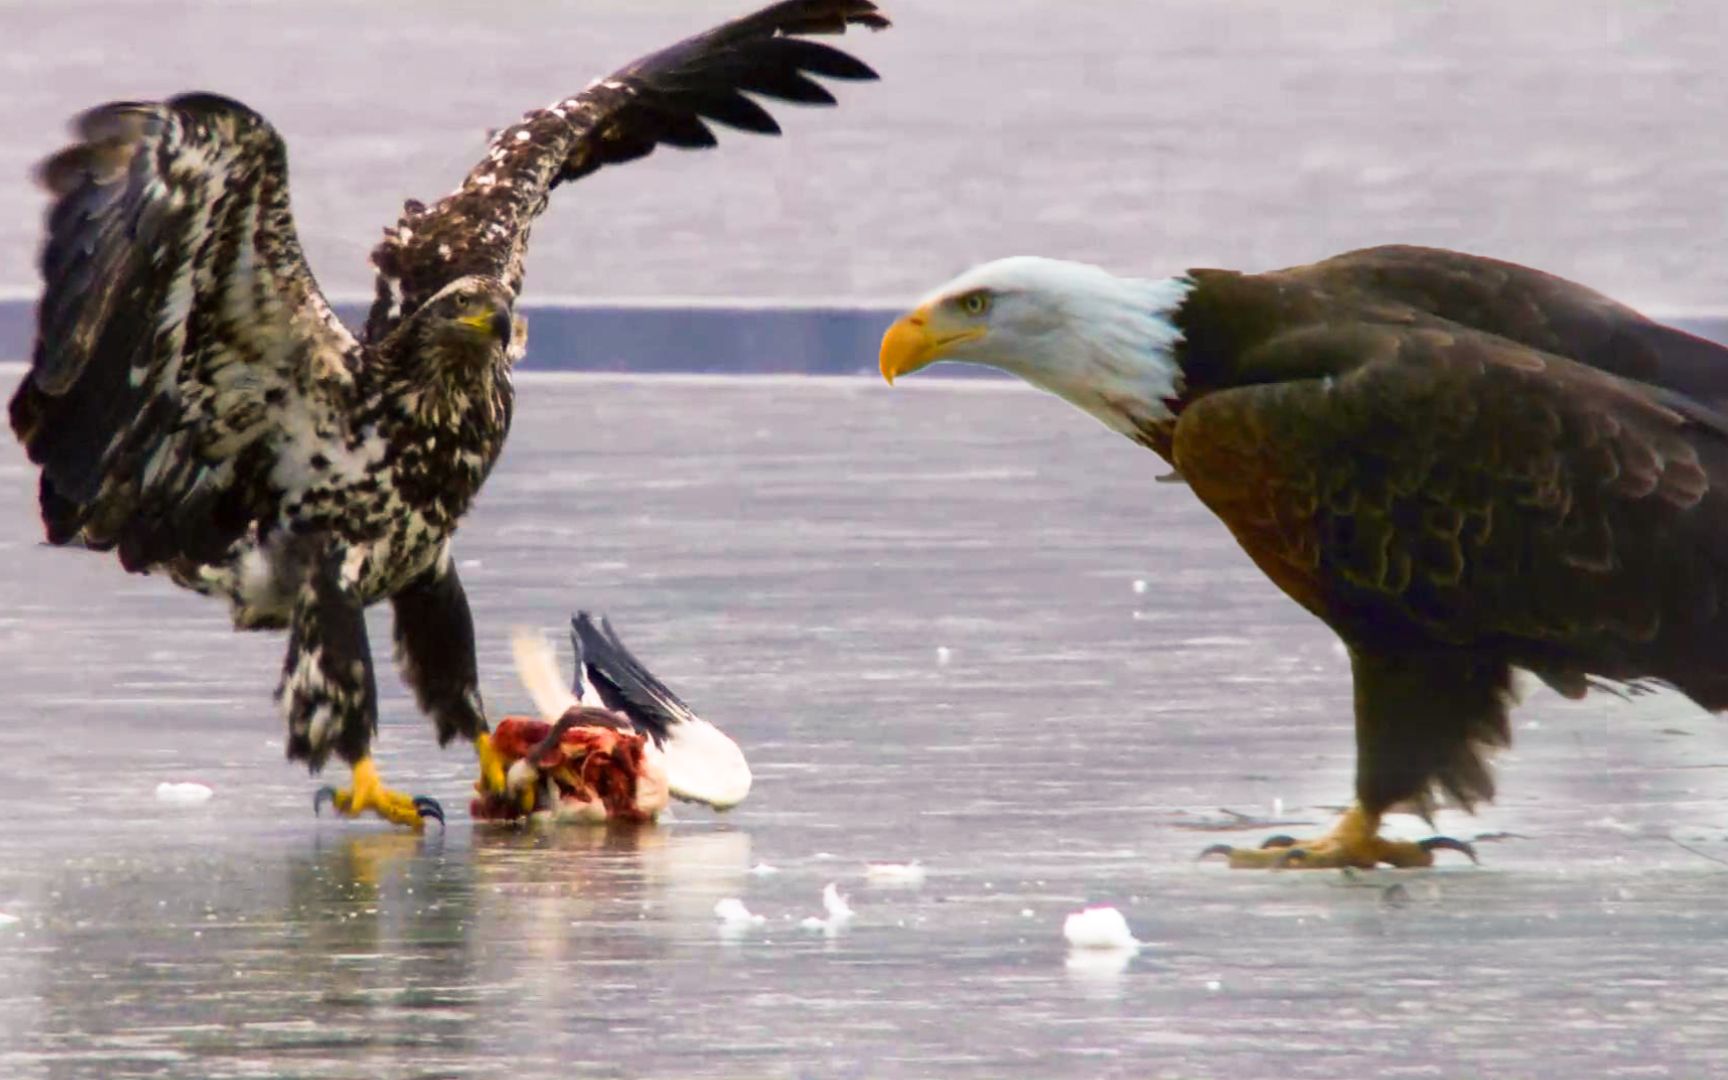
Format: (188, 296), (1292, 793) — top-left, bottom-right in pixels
(1165, 246), (1728, 814)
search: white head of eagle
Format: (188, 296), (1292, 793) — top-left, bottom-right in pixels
(879, 256), (1194, 438)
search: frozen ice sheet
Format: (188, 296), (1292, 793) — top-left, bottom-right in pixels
(2, 373), (1728, 1077)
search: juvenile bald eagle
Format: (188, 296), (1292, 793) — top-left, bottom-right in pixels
(881, 246), (1728, 868)
(9, 0), (888, 829)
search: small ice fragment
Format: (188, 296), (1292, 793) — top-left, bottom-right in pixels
(1588, 816), (1639, 835)
(1206, 979), (1222, 992)
(822, 883), (854, 922)
(1272, 797), (1284, 817)
(0, 913), (19, 927)
(1132, 579), (1148, 594)
(935, 646), (952, 666)
(749, 862), (780, 876)
(865, 861), (926, 887)
(1063, 906), (1140, 951)
(713, 898), (765, 929)
(154, 782), (214, 804)
(1021, 908), (1035, 918)
(802, 883), (854, 934)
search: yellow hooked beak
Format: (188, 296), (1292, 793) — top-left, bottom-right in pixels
(456, 309), (497, 335)
(879, 304), (986, 384)
(457, 308), (512, 348)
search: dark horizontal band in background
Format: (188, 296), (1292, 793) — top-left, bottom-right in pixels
(3, 299), (1726, 377)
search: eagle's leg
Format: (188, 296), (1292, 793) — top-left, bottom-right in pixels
(283, 541), (443, 830)
(1198, 647), (1506, 870)
(1200, 803), (1476, 869)
(390, 551), (506, 799)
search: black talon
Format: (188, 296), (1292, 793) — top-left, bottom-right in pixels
(1259, 834), (1299, 849)
(314, 785), (339, 817)
(1271, 847), (1310, 869)
(1419, 836), (1478, 864)
(413, 796), (446, 830)
(1198, 843), (1235, 862)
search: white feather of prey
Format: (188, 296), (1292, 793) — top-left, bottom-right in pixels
(658, 715), (752, 809)
(507, 624), (752, 810)
(511, 626), (578, 720)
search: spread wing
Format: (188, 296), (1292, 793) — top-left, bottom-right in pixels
(9, 93), (359, 570)
(364, 0), (889, 341)
(1172, 321), (1728, 810)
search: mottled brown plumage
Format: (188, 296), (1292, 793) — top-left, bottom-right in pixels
(10, 1), (888, 824)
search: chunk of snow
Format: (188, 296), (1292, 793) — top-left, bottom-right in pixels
(154, 782), (214, 805)
(1063, 906), (1140, 950)
(822, 882), (853, 922)
(1132, 579), (1148, 594)
(865, 861), (926, 887)
(935, 646), (952, 665)
(713, 898), (764, 928)
(749, 862), (780, 876)
(801, 883), (854, 935)
(0, 913), (18, 927)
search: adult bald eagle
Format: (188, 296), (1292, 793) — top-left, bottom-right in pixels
(881, 245), (1728, 868)
(9, 0), (888, 829)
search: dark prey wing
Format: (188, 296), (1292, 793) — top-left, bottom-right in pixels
(9, 94), (358, 570)
(365, 0), (888, 340)
(569, 612), (702, 746)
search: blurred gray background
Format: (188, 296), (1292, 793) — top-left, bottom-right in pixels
(6, 0), (1728, 311)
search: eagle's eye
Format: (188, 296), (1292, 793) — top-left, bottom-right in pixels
(956, 290), (992, 317)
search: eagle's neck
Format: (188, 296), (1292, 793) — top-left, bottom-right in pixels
(1001, 275), (1193, 447)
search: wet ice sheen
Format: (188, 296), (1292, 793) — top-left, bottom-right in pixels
(2, 374), (1728, 1078)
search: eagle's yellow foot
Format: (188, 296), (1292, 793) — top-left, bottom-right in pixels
(474, 731), (537, 814)
(314, 757), (445, 831)
(474, 732), (508, 795)
(1199, 804), (1476, 869)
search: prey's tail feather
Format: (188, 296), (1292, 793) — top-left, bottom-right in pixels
(571, 612), (752, 809)
(510, 626), (579, 723)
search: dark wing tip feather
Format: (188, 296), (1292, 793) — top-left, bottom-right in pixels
(607, 0), (890, 145)
(568, 612), (698, 744)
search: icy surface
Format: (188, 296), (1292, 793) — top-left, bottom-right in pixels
(3, 374), (1728, 1077)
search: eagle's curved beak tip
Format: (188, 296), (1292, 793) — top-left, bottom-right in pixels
(879, 307), (934, 385)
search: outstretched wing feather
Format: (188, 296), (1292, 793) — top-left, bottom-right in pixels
(365, 0), (888, 339)
(9, 93), (358, 570)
